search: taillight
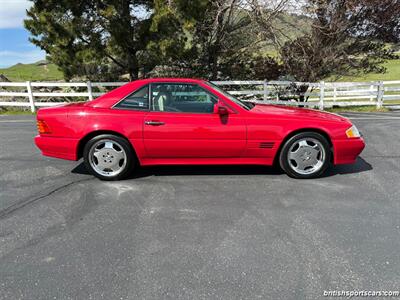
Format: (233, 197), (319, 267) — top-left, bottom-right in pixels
(37, 120), (51, 134)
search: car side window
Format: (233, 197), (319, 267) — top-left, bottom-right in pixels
(114, 85), (149, 110)
(151, 83), (217, 113)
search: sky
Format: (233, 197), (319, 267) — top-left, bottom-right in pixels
(0, 0), (45, 68)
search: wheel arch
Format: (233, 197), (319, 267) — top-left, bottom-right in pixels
(274, 127), (334, 165)
(77, 130), (137, 161)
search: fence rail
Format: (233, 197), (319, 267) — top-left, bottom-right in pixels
(1, 80), (400, 112)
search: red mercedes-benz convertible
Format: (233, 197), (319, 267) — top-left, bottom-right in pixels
(35, 78), (365, 180)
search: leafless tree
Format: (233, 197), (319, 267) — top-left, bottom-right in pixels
(190, 0), (290, 79)
(247, 0), (400, 102)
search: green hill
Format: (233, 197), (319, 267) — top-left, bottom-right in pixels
(0, 61), (63, 81)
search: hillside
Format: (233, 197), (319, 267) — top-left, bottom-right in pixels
(335, 58), (400, 82)
(1, 57), (399, 83)
(0, 61), (63, 81)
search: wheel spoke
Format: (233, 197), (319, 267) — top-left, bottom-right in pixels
(309, 149), (319, 160)
(312, 144), (320, 151)
(307, 157), (319, 167)
(96, 159), (108, 171)
(109, 162), (121, 172)
(104, 141), (114, 149)
(288, 150), (300, 161)
(113, 150), (125, 161)
(296, 160), (308, 171)
(93, 150), (101, 159)
(299, 140), (308, 148)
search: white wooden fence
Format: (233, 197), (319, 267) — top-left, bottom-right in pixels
(1, 80), (400, 112)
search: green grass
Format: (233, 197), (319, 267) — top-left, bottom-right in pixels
(329, 59), (400, 82)
(0, 108), (36, 115)
(326, 106), (389, 113)
(0, 61), (63, 81)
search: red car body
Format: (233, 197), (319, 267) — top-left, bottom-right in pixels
(35, 78), (365, 170)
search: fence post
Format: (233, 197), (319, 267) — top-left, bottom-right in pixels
(376, 81), (384, 109)
(333, 84), (337, 102)
(86, 81), (93, 101)
(263, 80), (268, 101)
(319, 81), (325, 110)
(369, 83), (374, 102)
(26, 81), (35, 113)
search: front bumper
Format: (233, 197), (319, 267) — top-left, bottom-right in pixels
(333, 137), (365, 165)
(34, 135), (79, 161)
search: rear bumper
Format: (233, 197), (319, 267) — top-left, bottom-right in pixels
(333, 137), (365, 165)
(34, 135), (79, 161)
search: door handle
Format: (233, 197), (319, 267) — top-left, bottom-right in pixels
(145, 121), (165, 126)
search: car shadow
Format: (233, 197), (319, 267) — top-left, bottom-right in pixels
(71, 157), (372, 179)
(129, 165), (284, 179)
(322, 157), (372, 177)
(71, 162), (284, 178)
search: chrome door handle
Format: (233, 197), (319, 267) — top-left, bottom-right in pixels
(145, 121), (165, 126)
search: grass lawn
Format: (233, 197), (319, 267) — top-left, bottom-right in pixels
(332, 59), (400, 82)
(0, 108), (36, 115)
(326, 106), (389, 113)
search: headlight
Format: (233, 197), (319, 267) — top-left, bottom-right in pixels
(346, 125), (361, 138)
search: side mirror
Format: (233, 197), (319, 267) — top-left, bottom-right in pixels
(214, 103), (229, 115)
(218, 106), (229, 115)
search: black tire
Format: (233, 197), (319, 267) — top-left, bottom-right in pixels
(279, 132), (331, 179)
(83, 134), (134, 181)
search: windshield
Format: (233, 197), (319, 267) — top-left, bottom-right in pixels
(204, 81), (255, 110)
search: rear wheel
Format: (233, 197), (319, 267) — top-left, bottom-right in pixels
(83, 134), (134, 180)
(279, 132), (331, 179)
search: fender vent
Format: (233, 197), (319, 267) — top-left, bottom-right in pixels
(259, 142), (274, 149)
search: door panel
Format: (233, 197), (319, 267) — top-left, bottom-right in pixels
(143, 112), (246, 158)
(143, 83), (246, 158)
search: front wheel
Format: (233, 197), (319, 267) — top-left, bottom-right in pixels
(279, 132), (331, 179)
(83, 134), (134, 181)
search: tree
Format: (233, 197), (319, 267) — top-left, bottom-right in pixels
(24, 0), (289, 81)
(219, 55), (282, 80)
(150, 0), (288, 80)
(277, 0), (400, 82)
(148, 0), (255, 79)
(25, 0), (156, 81)
(145, 0), (203, 76)
(193, 0), (254, 79)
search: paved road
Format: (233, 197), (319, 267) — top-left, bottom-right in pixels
(0, 112), (400, 299)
